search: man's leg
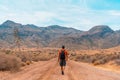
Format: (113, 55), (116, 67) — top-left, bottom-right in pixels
(63, 60), (66, 72)
(60, 60), (65, 75)
(63, 66), (65, 71)
(61, 66), (64, 75)
(61, 66), (63, 71)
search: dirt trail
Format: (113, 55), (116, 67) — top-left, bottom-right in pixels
(0, 59), (120, 80)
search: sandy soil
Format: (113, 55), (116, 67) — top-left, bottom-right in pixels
(0, 59), (120, 80)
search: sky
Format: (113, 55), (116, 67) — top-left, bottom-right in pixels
(0, 0), (120, 31)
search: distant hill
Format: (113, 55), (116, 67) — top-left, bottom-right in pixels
(0, 20), (82, 49)
(0, 20), (120, 49)
(49, 25), (120, 49)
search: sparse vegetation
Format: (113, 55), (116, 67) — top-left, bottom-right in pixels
(0, 49), (57, 71)
(0, 53), (22, 71)
(32, 53), (56, 61)
(111, 59), (120, 65)
(5, 50), (12, 54)
(70, 52), (120, 65)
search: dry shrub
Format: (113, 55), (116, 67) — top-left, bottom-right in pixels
(5, 50), (11, 54)
(15, 50), (57, 62)
(16, 52), (32, 62)
(113, 59), (120, 65)
(71, 52), (120, 65)
(93, 61), (101, 65)
(26, 61), (31, 65)
(0, 54), (22, 71)
(31, 50), (57, 61)
(32, 53), (56, 61)
(74, 54), (95, 63)
(71, 53), (76, 56)
(21, 62), (26, 66)
(93, 59), (106, 65)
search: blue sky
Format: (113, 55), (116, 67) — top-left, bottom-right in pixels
(0, 0), (120, 30)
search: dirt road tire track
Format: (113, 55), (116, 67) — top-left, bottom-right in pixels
(0, 59), (120, 80)
(37, 62), (58, 80)
(67, 62), (78, 80)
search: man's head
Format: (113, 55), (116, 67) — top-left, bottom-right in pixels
(62, 45), (65, 49)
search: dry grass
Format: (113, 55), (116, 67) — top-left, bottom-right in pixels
(70, 52), (120, 65)
(0, 48), (57, 71)
(32, 53), (56, 61)
(111, 59), (120, 65)
(0, 53), (22, 71)
(14, 49), (57, 63)
(16, 52), (32, 62)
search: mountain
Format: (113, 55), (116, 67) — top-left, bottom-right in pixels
(0, 20), (120, 49)
(1, 20), (21, 27)
(0, 20), (82, 48)
(88, 25), (113, 34)
(49, 25), (119, 49)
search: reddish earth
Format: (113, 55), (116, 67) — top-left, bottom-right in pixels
(0, 59), (120, 80)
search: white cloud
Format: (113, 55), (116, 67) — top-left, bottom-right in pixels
(0, 11), (57, 26)
(0, 0), (120, 30)
(0, 5), (9, 11)
(108, 10), (120, 16)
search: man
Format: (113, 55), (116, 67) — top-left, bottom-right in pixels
(58, 45), (68, 75)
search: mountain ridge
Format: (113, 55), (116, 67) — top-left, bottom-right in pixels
(0, 20), (120, 49)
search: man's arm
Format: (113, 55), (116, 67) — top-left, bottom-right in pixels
(58, 51), (60, 62)
(65, 50), (68, 61)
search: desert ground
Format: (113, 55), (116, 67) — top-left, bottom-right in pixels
(0, 58), (120, 80)
(0, 47), (120, 80)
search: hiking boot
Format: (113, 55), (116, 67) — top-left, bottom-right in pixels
(62, 71), (64, 75)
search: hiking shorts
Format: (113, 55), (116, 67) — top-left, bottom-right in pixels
(60, 59), (66, 66)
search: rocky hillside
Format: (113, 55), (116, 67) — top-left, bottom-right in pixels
(49, 25), (120, 49)
(0, 20), (120, 49)
(0, 20), (82, 48)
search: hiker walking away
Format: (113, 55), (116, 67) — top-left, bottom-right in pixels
(58, 45), (68, 75)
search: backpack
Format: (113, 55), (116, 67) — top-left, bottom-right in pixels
(60, 50), (65, 60)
